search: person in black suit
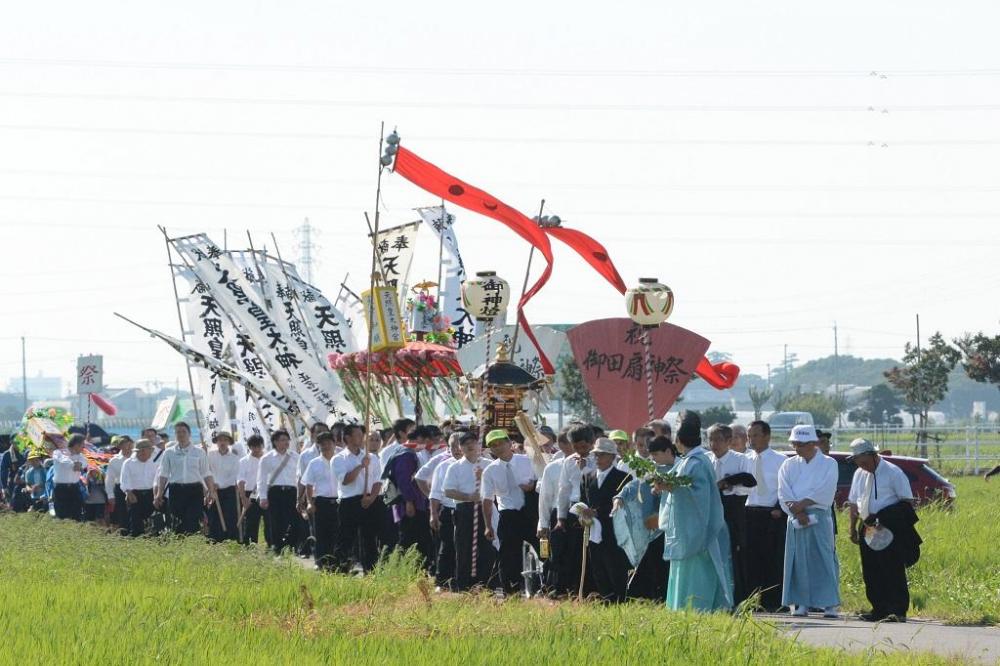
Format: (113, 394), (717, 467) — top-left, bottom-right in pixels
(581, 438), (633, 603)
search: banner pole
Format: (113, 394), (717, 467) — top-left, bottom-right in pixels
(510, 199), (544, 357)
(363, 122), (387, 490)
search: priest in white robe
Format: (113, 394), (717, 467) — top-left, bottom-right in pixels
(777, 424), (840, 618)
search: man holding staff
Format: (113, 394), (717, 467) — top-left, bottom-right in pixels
(444, 432), (494, 591)
(333, 424), (382, 573)
(237, 435), (267, 545)
(207, 431), (240, 542)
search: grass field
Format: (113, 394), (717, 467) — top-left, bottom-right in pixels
(0, 477), (994, 664)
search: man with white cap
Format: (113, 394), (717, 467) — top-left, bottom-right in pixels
(777, 424), (840, 618)
(120, 439), (158, 537)
(847, 438), (919, 622)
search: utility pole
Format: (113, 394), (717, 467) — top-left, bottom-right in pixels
(21, 336), (28, 413)
(916, 313), (926, 456)
(834, 321), (841, 426)
(783, 344), (788, 385)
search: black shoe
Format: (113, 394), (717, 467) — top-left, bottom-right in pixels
(858, 612), (883, 622)
(882, 614), (906, 623)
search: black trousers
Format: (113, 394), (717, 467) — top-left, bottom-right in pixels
(127, 490), (155, 537)
(543, 508), (570, 593)
(435, 507), (456, 589)
(589, 516), (629, 603)
(111, 484), (128, 529)
(399, 510), (434, 569)
(497, 508), (529, 594)
(721, 494), (748, 605)
(335, 496), (381, 573)
(208, 486), (239, 542)
(313, 496), (339, 570)
(379, 500), (399, 556)
(53, 484), (83, 521)
(266, 486), (298, 553)
(744, 505), (787, 611)
(453, 502), (496, 591)
(167, 483), (204, 535)
(241, 491), (266, 544)
(627, 533), (668, 601)
(860, 538), (910, 618)
(559, 514), (595, 597)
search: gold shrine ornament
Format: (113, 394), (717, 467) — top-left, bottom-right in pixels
(361, 285), (407, 352)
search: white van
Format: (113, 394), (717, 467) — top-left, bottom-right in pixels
(768, 411), (815, 430)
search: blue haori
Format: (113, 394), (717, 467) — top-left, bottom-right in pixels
(782, 507), (840, 609)
(659, 446), (734, 612)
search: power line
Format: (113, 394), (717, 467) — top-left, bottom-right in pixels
(2, 57), (999, 78)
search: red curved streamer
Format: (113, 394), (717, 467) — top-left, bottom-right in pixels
(695, 358), (741, 389)
(393, 146), (555, 374)
(89, 393), (118, 416)
(544, 226), (627, 294)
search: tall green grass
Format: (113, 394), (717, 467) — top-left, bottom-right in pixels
(0, 512), (976, 665)
(836, 476), (999, 624)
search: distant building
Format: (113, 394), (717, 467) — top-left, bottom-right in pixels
(6, 374), (62, 400)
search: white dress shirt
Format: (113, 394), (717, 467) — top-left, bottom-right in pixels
(256, 449), (300, 497)
(745, 447), (787, 508)
(237, 454), (261, 498)
(120, 458), (158, 492)
(430, 457), (459, 509)
(778, 452), (838, 516)
(556, 453), (596, 519)
(52, 449), (88, 484)
(302, 455), (339, 498)
(332, 448), (381, 498)
(158, 445), (210, 485)
(415, 450), (451, 486)
(847, 458), (913, 519)
(297, 444), (320, 482)
(710, 449), (754, 496)
(104, 452), (129, 495)
(443, 457), (491, 504)
(536, 455), (566, 531)
(481, 454), (536, 511)
(207, 447), (241, 488)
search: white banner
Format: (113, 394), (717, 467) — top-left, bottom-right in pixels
(227, 331), (282, 434)
(456, 324), (567, 379)
(417, 206), (477, 349)
(178, 269), (232, 435)
(371, 221), (419, 292)
(334, 285), (367, 351)
(171, 234), (345, 423)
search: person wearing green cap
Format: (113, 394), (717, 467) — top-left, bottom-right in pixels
(482, 429), (538, 595)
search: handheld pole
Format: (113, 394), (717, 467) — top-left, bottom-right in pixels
(510, 199), (544, 356)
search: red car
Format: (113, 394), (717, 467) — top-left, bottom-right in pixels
(782, 450), (956, 507)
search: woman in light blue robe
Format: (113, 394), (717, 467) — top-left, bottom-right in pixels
(658, 412), (734, 612)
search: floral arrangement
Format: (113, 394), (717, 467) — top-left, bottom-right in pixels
(406, 288), (456, 345)
(621, 451), (692, 488)
(13, 406), (75, 455)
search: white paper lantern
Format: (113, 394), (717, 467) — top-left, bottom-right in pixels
(462, 271), (510, 322)
(625, 278), (674, 328)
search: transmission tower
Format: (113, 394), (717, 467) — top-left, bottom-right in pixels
(294, 218), (320, 284)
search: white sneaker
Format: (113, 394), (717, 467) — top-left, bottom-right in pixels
(791, 605), (808, 617)
(823, 606), (839, 619)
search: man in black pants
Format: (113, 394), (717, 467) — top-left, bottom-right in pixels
(848, 438), (920, 622)
(444, 432), (494, 591)
(237, 435), (267, 545)
(51, 434), (88, 521)
(581, 438), (632, 603)
(554, 424), (598, 598)
(303, 432), (340, 571)
(121, 439), (158, 536)
(429, 433), (464, 590)
(743, 420), (788, 612)
(154, 422), (216, 535)
(257, 429), (300, 554)
(333, 424), (383, 573)
(482, 429), (538, 595)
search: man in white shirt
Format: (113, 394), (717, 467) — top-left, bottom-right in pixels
(847, 438), (917, 622)
(154, 422), (216, 535)
(237, 435), (267, 545)
(707, 423), (755, 606)
(429, 432), (464, 591)
(536, 429), (573, 593)
(481, 429), (538, 595)
(554, 424), (597, 596)
(333, 424), (383, 573)
(52, 434), (89, 521)
(121, 438), (158, 536)
(257, 429), (300, 554)
(778, 425), (840, 618)
(444, 432), (494, 591)
(296, 422), (329, 558)
(104, 435), (133, 532)
(207, 431), (241, 542)
(743, 420), (789, 612)
(730, 424), (749, 454)
(303, 432), (340, 571)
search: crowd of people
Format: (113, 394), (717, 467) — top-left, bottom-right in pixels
(0, 412), (922, 621)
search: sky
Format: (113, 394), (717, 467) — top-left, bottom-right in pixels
(1, 0), (998, 395)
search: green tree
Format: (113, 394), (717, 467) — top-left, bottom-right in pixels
(747, 385), (773, 421)
(557, 356), (604, 426)
(701, 404), (736, 425)
(885, 332), (960, 454)
(954, 332), (1000, 391)
(867, 383), (904, 425)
